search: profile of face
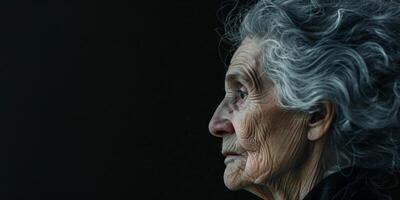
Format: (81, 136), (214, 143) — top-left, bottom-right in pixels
(208, 38), (314, 193)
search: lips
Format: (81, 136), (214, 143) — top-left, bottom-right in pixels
(222, 151), (240, 157)
(222, 152), (242, 165)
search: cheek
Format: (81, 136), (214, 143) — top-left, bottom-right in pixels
(234, 106), (274, 181)
(234, 105), (268, 152)
(245, 144), (273, 184)
(274, 116), (309, 169)
(232, 103), (310, 183)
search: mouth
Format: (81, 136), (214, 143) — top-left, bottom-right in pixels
(222, 152), (242, 165)
(222, 152), (240, 157)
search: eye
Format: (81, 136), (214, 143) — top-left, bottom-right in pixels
(238, 90), (248, 99)
(237, 85), (248, 100)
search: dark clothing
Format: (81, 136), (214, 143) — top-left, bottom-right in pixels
(303, 167), (400, 200)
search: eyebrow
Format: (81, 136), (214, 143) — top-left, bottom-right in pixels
(225, 72), (254, 87)
(225, 71), (250, 83)
(225, 70), (262, 92)
(225, 72), (242, 82)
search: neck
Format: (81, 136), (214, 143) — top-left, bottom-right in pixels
(246, 139), (328, 200)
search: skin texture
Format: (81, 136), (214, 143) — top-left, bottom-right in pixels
(208, 38), (335, 200)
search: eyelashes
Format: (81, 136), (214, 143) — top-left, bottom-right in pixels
(228, 83), (249, 107)
(234, 81), (249, 101)
(224, 80), (251, 109)
(237, 88), (248, 100)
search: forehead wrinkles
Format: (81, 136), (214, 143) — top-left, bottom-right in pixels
(229, 48), (263, 92)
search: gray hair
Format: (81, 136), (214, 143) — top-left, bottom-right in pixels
(224, 0), (400, 171)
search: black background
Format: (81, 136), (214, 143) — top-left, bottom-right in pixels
(2, 0), (258, 199)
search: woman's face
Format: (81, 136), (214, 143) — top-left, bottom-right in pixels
(208, 38), (311, 191)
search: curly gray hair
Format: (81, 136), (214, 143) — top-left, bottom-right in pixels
(224, 0), (400, 171)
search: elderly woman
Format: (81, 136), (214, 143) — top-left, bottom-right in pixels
(208, 0), (400, 199)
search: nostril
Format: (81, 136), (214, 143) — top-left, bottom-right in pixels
(209, 119), (235, 137)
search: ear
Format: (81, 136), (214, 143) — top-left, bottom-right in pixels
(307, 101), (335, 141)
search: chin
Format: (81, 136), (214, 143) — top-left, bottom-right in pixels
(223, 181), (240, 190)
(224, 173), (244, 190)
(223, 161), (251, 191)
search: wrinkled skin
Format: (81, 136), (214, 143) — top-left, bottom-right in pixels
(209, 38), (327, 199)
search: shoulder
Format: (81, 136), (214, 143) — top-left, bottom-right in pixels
(304, 167), (400, 200)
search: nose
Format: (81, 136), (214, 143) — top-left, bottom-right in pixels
(208, 100), (235, 137)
